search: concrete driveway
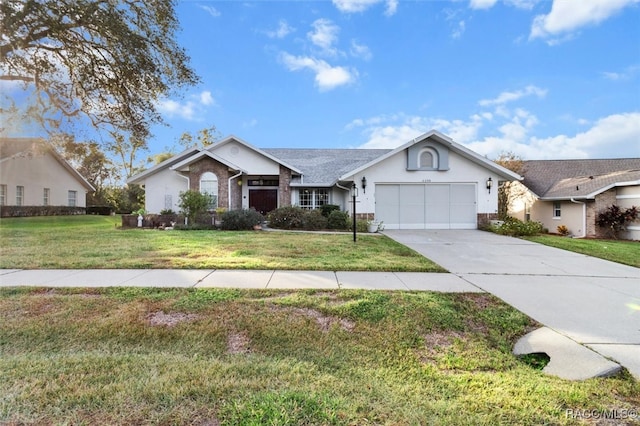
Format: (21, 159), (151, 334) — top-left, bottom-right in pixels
(384, 230), (640, 378)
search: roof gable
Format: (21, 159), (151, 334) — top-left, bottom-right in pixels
(209, 135), (303, 175)
(338, 130), (523, 181)
(128, 146), (201, 184)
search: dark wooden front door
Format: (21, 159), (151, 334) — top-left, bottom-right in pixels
(249, 189), (277, 215)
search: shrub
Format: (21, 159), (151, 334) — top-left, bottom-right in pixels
(178, 190), (212, 224)
(356, 219), (369, 233)
(159, 209), (175, 215)
(220, 208), (264, 230)
(320, 204), (340, 217)
(490, 217), (544, 237)
(267, 206), (307, 229)
(556, 225), (570, 236)
(596, 205), (639, 239)
(327, 210), (349, 230)
(303, 209), (328, 230)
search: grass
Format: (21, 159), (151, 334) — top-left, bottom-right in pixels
(1, 287), (638, 425)
(524, 234), (640, 268)
(0, 215), (443, 271)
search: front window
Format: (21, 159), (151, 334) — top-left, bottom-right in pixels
(199, 172), (218, 209)
(299, 188), (329, 209)
(68, 190), (77, 207)
(553, 202), (561, 218)
(16, 186), (24, 206)
(44, 188), (50, 206)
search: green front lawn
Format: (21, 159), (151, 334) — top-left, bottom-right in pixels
(524, 235), (640, 268)
(0, 215), (443, 271)
(1, 287), (637, 425)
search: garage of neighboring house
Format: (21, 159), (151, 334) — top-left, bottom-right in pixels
(375, 183), (477, 229)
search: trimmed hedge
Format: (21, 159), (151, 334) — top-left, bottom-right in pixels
(267, 206), (351, 231)
(220, 209), (264, 230)
(0, 206), (86, 217)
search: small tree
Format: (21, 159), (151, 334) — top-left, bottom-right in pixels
(178, 190), (212, 225)
(595, 205), (639, 239)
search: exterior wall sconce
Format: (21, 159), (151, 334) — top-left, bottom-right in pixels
(361, 176), (367, 193)
(486, 177), (493, 193)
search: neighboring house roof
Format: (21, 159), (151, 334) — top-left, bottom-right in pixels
(338, 130), (523, 182)
(263, 148), (390, 186)
(0, 137), (95, 191)
(522, 158), (640, 200)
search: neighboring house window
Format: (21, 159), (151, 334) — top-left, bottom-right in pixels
(553, 202), (561, 218)
(16, 186), (24, 206)
(418, 148), (438, 169)
(299, 188), (329, 209)
(0, 184), (6, 206)
(68, 190), (77, 207)
(164, 194), (173, 211)
(199, 172), (218, 209)
(43, 188), (50, 206)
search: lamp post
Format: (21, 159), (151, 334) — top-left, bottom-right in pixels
(352, 182), (357, 242)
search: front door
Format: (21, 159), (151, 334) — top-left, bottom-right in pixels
(249, 189), (278, 215)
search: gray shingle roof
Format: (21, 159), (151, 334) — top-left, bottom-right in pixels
(263, 148), (391, 185)
(522, 159), (640, 198)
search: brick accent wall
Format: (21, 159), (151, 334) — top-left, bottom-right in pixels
(279, 165), (292, 207)
(589, 189), (617, 238)
(188, 157), (231, 209)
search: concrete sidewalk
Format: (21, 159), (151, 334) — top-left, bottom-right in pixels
(0, 268), (481, 292)
(384, 230), (640, 380)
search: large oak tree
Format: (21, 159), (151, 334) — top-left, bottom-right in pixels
(0, 0), (200, 140)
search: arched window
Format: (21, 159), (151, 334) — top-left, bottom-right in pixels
(418, 148), (438, 169)
(200, 172), (218, 209)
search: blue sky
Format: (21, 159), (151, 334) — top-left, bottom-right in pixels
(150, 0), (640, 160)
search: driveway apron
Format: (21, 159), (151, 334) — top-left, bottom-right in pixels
(383, 230), (640, 378)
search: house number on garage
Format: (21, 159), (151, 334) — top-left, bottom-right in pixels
(421, 179), (432, 183)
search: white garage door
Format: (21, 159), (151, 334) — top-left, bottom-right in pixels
(375, 184), (477, 230)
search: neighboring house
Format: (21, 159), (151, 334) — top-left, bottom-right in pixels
(509, 159), (640, 240)
(0, 138), (95, 212)
(128, 130), (521, 230)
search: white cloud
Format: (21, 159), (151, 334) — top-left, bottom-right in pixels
(198, 5), (220, 17)
(478, 85), (547, 107)
(156, 90), (215, 121)
(200, 91), (214, 106)
(350, 40), (372, 60)
(279, 53), (357, 91)
(601, 64), (640, 81)
(266, 19), (295, 39)
(308, 19), (340, 56)
(332, 0), (398, 15)
(469, 0), (498, 10)
(451, 21), (466, 39)
(530, 0), (639, 43)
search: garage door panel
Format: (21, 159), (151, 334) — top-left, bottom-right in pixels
(424, 184), (449, 227)
(399, 185), (425, 229)
(450, 184), (477, 227)
(376, 185), (400, 229)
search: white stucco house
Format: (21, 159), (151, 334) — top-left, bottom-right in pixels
(509, 159), (640, 240)
(127, 130), (522, 230)
(0, 138), (94, 213)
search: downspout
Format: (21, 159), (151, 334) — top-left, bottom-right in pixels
(570, 198), (586, 238)
(228, 171), (243, 209)
(177, 174), (190, 225)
